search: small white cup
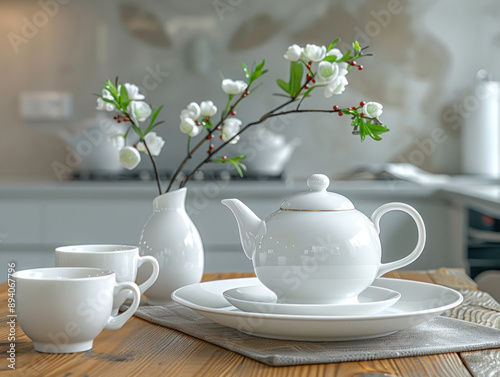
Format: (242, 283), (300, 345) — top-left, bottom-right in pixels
(55, 244), (159, 308)
(13, 267), (140, 353)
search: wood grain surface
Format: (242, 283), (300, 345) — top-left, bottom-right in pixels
(0, 268), (498, 377)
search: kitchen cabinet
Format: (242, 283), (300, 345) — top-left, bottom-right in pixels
(0, 180), (463, 282)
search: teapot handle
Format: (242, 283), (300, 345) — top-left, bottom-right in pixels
(371, 202), (426, 278)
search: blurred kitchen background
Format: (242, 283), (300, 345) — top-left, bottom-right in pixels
(2, 0), (500, 297)
(3, 0), (500, 179)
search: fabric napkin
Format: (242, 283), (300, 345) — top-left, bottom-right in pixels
(131, 288), (500, 366)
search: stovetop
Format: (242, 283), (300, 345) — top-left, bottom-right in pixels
(69, 169), (283, 182)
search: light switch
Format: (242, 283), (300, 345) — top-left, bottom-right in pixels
(20, 91), (73, 121)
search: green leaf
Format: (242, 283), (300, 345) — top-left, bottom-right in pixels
(101, 97), (120, 109)
(249, 69), (268, 83)
(276, 79), (290, 95)
(352, 40), (360, 54)
(131, 123), (144, 138)
(297, 85), (324, 108)
(145, 106), (163, 134)
(222, 94), (234, 118)
(289, 61), (304, 97)
(240, 62), (250, 79)
(255, 59), (266, 72)
(322, 55), (337, 63)
(149, 120), (165, 132)
(327, 38), (340, 51)
(338, 49), (352, 62)
(119, 84), (130, 111)
(368, 123), (389, 133)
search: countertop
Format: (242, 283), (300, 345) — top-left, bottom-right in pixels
(2, 268), (499, 376)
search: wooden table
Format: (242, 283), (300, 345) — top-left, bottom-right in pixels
(1, 268), (499, 376)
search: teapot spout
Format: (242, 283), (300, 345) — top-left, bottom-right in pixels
(221, 199), (266, 260)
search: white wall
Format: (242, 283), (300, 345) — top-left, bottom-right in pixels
(1, 0), (499, 181)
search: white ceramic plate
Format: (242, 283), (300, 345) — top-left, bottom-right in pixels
(222, 284), (401, 316)
(172, 278), (463, 341)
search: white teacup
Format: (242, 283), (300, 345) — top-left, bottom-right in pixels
(55, 244), (159, 307)
(13, 267), (140, 353)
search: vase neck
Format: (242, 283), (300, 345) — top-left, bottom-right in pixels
(153, 188), (186, 211)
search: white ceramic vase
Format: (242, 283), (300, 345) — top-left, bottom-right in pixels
(137, 188), (204, 305)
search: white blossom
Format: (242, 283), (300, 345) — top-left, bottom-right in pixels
(363, 102), (383, 118)
(324, 75), (348, 98)
(118, 83), (145, 100)
(200, 100), (217, 117)
(316, 61), (340, 83)
(127, 101), (152, 124)
(221, 118), (242, 144)
(326, 48), (343, 61)
(180, 117), (201, 137)
(221, 79), (247, 95)
(119, 146), (141, 170)
(284, 44), (302, 61)
(137, 132), (165, 156)
(303, 44), (326, 62)
(96, 89), (115, 112)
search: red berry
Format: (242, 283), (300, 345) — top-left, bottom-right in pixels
(217, 126), (221, 130)
(360, 101), (366, 106)
(222, 156), (227, 160)
(306, 74), (312, 80)
(333, 105), (339, 111)
(210, 144), (214, 150)
(133, 144), (137, 148)
(305, 85), (309, 89)
(308, 61), (312, 66)
(360, 113), (365, 117)
(196, 122), (201, 126)
(117, 120), (122, 123)
(231, 111), (236, 116)
(207, 135), (213, 140)
(338, 112), (343, 116)
(358, 65), (363, 71)
(351, 61), (357, 66)
(113, 116), (117, 120)
(243, 93), (247, 97)
(219, 134), (223, 140)
(312, 79), (316, 84)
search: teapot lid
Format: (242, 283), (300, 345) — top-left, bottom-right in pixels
(280, 174), (354, 211)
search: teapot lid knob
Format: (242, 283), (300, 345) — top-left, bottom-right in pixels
(307, 174), (330, 192)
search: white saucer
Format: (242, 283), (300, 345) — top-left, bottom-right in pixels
(172, 277), (463, 341)
(223, 285), (401, 316)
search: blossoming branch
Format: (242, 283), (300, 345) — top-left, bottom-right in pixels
(95, 39), (389, 195)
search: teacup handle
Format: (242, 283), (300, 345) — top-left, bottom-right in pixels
(136, 256), (160, 297)
(371, 202), (426, 278)
(105, 281), (140, 330)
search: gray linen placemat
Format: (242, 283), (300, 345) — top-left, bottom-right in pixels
(131, 289), (500, 366)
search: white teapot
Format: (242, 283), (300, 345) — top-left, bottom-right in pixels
(222, 174), (426, 304)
